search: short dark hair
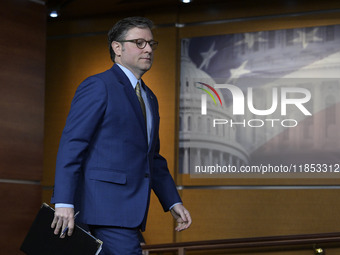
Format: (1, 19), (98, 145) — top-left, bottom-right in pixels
(108, 16), (154, 62)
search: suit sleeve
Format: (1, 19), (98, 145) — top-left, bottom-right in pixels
(151, 138), (182, 212)
(150, 97), (182, 211)
(51, 76), (107, 204)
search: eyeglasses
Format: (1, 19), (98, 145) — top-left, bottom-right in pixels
(117, 38), (158, 50)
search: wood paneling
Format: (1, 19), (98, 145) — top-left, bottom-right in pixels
(0, 0), (46, 180)
(0, 183), (42, 254)
(177, 0), (340, 24)
(178, 10), (340, 39)
(176, 189), (340, 242)
(185, 248), (340, 255)
(0, 0), (46, 254)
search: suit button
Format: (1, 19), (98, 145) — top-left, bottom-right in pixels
(144, 173), (150, 178)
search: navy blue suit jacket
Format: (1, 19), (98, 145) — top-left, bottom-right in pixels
(51, 64), (181, 230)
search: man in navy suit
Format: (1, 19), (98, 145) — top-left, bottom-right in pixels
(51, 16), (191, 254)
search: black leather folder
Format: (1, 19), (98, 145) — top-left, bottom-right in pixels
(20, 203), (103, 255)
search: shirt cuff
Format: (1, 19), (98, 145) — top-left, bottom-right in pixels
(169, 202), (182, 211)
(55, 203), (74, 208)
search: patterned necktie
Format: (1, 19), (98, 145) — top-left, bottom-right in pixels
(135, 82), (147, 123)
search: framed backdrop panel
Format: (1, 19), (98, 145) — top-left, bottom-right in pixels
(178, 24), (340, 185)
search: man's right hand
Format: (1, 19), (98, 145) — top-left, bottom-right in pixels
(51, 207), (75, 238)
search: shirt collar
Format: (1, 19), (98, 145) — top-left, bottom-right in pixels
(116, 63), (142, 90)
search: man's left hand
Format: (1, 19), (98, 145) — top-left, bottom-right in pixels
(170, 204), (192, 232)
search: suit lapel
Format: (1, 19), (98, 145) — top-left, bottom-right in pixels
(144, 85), (157, 151)
(111, 65), (148, 143)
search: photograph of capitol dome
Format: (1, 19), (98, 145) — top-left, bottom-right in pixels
(179, 39), (249, 175)
(179, 24), (340, 177)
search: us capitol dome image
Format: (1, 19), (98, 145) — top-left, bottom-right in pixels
(178, 39), (249, 174)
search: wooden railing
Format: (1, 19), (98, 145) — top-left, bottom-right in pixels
(142, 232), (340, 255)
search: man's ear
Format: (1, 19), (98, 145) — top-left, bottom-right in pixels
(112, 41), (122, 57)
